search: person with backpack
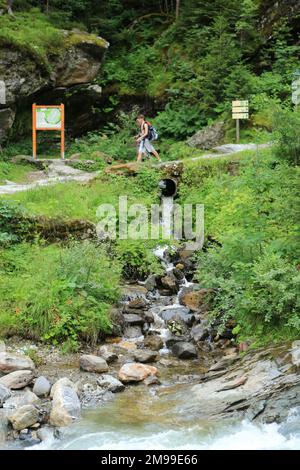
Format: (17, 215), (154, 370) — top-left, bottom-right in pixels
(135, 114), (161, 162)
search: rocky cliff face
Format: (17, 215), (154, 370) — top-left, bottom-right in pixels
(0, 30), (109, 143)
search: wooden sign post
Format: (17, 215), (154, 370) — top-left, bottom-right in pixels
(232, 100), (249, 143)
(32, 104), (65, 159)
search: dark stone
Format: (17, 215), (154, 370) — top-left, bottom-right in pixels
(172, 342), (198, 359)
(144, 335), (164, 351)
(190, 322), (209, 342)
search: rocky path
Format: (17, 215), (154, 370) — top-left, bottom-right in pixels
(0, 160), (99, 196)
(0, 143), (271, 196)
(158, 142), (271, 169)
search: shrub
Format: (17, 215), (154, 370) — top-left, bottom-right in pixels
(115, 240), (163, 280)
(273, 107), (300, 165)
(0, 242), (121, 348)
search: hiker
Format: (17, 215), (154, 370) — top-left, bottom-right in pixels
(135, 115), (161, 162)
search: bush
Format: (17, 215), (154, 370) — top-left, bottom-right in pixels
(0, 242), (121, 348)
(115, 240), (163, 280)
(273, 107), (300, 165)
(196, 249), (300, 341)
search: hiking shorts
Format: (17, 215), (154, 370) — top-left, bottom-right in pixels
(138, 138), (155, 154)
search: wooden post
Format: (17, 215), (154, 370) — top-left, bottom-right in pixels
(61, 103), (65, 159)
(32, 103), (37, 159)
(236, 118), (240, 144)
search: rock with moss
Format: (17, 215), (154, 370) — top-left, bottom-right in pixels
(0, 14), (109, 142)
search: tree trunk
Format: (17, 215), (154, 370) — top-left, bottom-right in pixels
(175, 0), (180, 20)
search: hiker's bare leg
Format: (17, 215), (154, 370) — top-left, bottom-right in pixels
(137, 152), (143, 162)
(151, 150), (161, 162)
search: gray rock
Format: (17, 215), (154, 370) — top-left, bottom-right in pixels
(127, 298), (148, 310)
(291, 340), (300, 367)
(98, 346), (118, 364)
(0, 383), (11, 406)
(123, 313), (144, 326)
(0, 340), (5, 353)
(121, 285), (148, 301)
(9, 405), (39, 431)
(160, 274), (179, 293)
(187, 122), (225, 150)
(80, 354), (109, 373)
(190, 322), (209, 342)
(50, 378), (77, 398)
(4, 390), (40, 409)
(0, 108), (15, 144)
(172, 342), (198, 359)
(50, 384), (81, 427)
(209, 354), (239, 371)
(123, 325), (143, 339)
(0, 352), (35, 374)
(33, 376), (51, 397)
(133, 349), (159, 363)
(37, 426), (55, 442)
(142, 311), (154, 323)
(144, 335), (164, 351)
(144, 375), (161, 386)
(0, 409), (10, 443)
(0, 32), (109, 141)
(144, 274), (157, 291)
(0, 370), (34, 389)
(160, 305), (193, 325)
(97, 374), (125, 393)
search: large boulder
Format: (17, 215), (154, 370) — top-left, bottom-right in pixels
(50, 383), (81, 427)
(0, 352), (35, 374)
(50, 377), (77, 398)
(118, 363), (158, 383)
(187, 122), (225, 150)
(172, 342), (198, 359)
(3, 390), (40, 409)
(0, 370), (34, 389)
(0, 383), (11, 406)
(0, 30), (109, 142)
(9, 405), (39, 431)
(79, 355), (109, 373)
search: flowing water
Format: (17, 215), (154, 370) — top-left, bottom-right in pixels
(28, 246), (300, 450)
(29, 392), (300, 450)
(3, 244), (300, 450)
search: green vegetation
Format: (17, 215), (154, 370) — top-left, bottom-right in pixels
(0, 1), (299, 348)
(0, 161), (32, 184)
(0, 242), (121, 350)
(5, 169), (160, 220)
(179, 147), (300, 343)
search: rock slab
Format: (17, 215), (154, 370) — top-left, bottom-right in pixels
(118, 363), (158, 383)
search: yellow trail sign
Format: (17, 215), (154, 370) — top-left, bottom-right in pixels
(232, 112), (249, 119)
